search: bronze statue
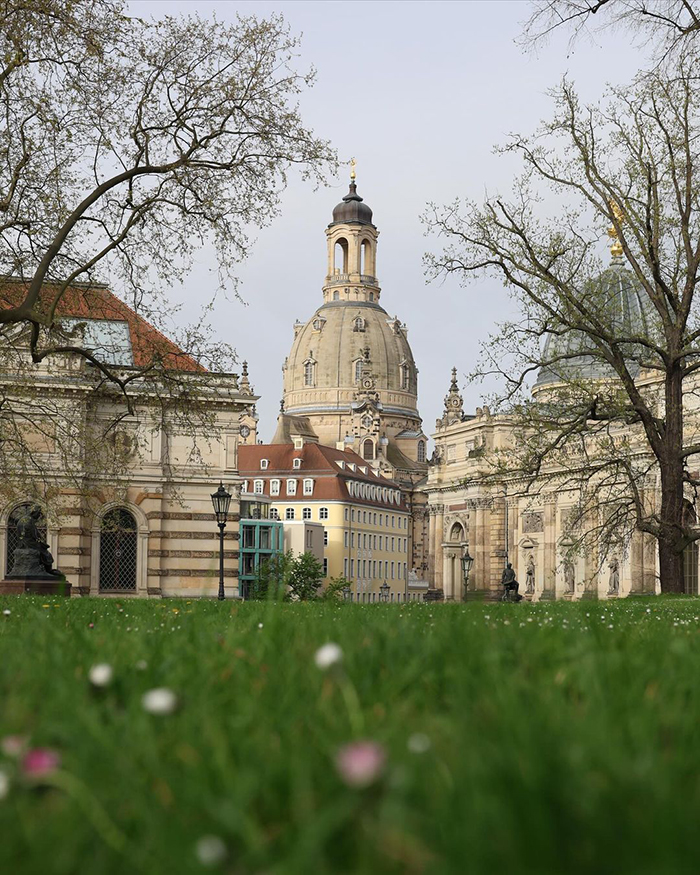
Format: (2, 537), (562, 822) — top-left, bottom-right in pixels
(500, 563), (522, 601)
(7, 507), (61, 579)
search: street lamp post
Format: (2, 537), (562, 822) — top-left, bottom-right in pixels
(379, 580), (390, 603)
(461, 548), (474, 602)
(211, 482), (232, 601)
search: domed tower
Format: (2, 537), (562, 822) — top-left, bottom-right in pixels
(277, 169), (428, 478)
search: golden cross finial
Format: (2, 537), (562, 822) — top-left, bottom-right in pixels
(350, 157), (356, 182)
(607, 199), (624, 257)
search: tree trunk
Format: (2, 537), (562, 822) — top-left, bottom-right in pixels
(658, 366), (685, 594)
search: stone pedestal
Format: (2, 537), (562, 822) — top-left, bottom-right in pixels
(0, 577), (72, 596)
(2, 547), (71, 596)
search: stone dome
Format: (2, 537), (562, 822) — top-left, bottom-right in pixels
(535, 260), (652, 389)
(283, 300), (419, 418)
(331, 182), (374, 226)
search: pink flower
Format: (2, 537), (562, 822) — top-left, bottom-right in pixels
(22, 748), (61, 779)
(335, 741), (386, 788)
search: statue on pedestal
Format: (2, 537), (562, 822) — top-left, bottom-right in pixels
(7, 507), (62, 580)
(607, 558), (620, 596)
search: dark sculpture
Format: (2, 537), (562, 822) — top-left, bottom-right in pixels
(7, 507), (62, 580)
(500, 562), (523, 602)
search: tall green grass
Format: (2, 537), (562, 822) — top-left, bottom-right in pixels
(1, 596), (699, 874)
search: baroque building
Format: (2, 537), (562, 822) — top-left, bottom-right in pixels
(274, 171), (430, 579)
(0, 279), (258, 598)
(425, 249), (692, 600)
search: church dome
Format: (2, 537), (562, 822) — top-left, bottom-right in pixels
(283, 300), (419, 418)
(331, 182), (374, 226)
(534, 260), (652, 389)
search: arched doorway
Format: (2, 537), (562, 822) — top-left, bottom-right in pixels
(6, 504), (46, 576)
(99, 508), (137, 592)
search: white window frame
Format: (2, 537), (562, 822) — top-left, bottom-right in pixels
(260, 459), (269, 470)
(293, 457), (302, 469)
(270, 479), (280, 496)
(287, 479), (297, 496)
(253, 480), (264, 495)
(302, 507), (312, 520)
(303, 479), (314, 496)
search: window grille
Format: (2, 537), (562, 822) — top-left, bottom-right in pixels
(286, 508), (295, 520)
(99, 508), (137, 592)
(303, 507), (312, 520)
(319, 507), (329, 520)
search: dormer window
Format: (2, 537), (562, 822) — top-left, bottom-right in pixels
(260, 459), (269, 470)
(294, 438), (303, 450)
(401, 363), (410, 390)
(287, 479), (297, 496)
(304, 360), (315, 387)
(312, 318), (325, 331)
(336, 460), (345, 470)
(303, 479), (314, 496)
(270, 479), (280, 496)
(353, 316), (365, 332)
(293, 458), (302, 469)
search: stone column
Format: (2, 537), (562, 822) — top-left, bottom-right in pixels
(540, 502), (557, 600)
(433, 505), (444, 592)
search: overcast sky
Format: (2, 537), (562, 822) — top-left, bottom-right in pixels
(129, 0), (650, 443)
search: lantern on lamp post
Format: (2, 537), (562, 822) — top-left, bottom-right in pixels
(211, 482), (232, 601)
(461, 548), (474, 601)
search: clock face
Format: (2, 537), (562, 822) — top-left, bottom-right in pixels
(239, 425), (250, 438)
(362, 378), (373, 389)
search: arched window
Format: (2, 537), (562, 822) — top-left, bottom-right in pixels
(99, 508), (137, 592)
(369, 292), (374, 302)
(6, 504), (46, 576)
(334, 238), (348, 274)
(353, 316), (365, 332)
(304, 360), (315, 387)
(401, 364), (410, 390)
(333, 290), (340, 301)
(417, 440), (426, 462)
(354, 360), (363, 383)
(363, 439), (374, 460)
(360, 239), (374, 276)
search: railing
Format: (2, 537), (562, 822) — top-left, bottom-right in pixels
(325, 274), (379, 287)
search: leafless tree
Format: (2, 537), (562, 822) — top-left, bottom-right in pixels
(0, 0), (335, 513)
(522, 0), (700, 60)
(425, 56), (700, 593)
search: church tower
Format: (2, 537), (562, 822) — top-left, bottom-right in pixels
(277, 168), (428, 479)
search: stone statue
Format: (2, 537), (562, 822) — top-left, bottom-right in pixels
(607, 558), (620, 596)
(525, 554), (535, 594)
(7, 507), (61, 579)
(564, 560), (575, 594)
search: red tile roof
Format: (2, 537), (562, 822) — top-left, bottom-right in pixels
(0, 279), (203, 372)
(239, 443), (408, 510)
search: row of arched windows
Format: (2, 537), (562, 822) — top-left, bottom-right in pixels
(5, 504), (138, 592)
(334, 238), (375, 276)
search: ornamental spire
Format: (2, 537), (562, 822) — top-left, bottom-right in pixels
(607, 200), (625, 259)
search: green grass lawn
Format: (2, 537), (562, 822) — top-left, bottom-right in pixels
(1, 596), (700, 875)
